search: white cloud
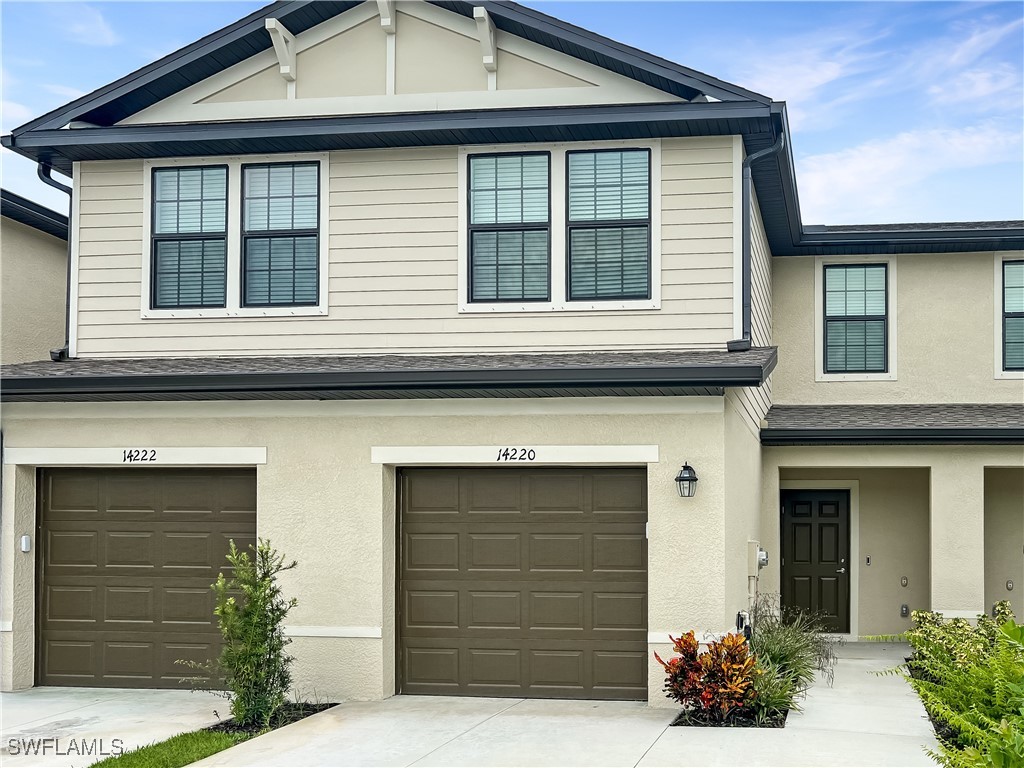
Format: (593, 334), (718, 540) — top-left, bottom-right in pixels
(57, 4), (120, 47)
(42, 84), (88, 100)
(927, 64), (1022, 108)
(1, 100), (34, 132)
(797, 124), (1023, 223)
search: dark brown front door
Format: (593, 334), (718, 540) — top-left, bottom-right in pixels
(37, 468), (257, 688)
(780, 490), (850, 633)
(399, 468), (648, 700)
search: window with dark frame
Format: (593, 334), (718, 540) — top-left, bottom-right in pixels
(823, 263), (888, 374)
(468, 153), (550, 303)
(567, 149), (651, 301)
(151, 166), (228, 309)
(242, 162), (319, 307)
(1004, 260), (1024, 371)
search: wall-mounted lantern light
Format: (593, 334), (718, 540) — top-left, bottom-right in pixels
(674, 463), (699, 498)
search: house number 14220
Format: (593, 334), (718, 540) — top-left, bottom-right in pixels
(495, 448), (536, 461)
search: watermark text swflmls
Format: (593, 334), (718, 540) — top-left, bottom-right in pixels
(5, 737), (124, 757)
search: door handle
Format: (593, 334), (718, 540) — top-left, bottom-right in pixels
(836, 568), (846, 574)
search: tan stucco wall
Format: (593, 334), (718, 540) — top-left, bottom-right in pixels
(723, 392), (763, 620)
(985, 468), (1024, 617)
(777, 467), (930, 637)
(763, 445), (1024, 637)
(772, 251), (1024, 404)
(1, 397), (744, 704)
(1, 218), (67, 364)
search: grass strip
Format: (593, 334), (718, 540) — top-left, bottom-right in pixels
(90, 729), (250, 768)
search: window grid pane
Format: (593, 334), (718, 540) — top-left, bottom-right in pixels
(153, 166), (227, 235)
(470, 230), (549, 302)
(244, 236), (318, 306)
(568, 150), (649, 222)
(242, 162), (320, 307)
(1004, 261), (1024, 370)
(569, 226), (649, 300)
(153, 239), (226, 308)
(469, 154), (549, 225)
(823, 264), (887, 373)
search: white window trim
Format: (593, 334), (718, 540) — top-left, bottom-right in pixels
(140, 152), (330, 319)
(456, 139), (662, 313)
(994, 252), (1024, 380)
(814, 254), (898, 382)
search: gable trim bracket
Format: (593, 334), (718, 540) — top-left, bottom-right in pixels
(474, 6), (498, 76)
(265, 18), (297, 82)
(377, 0), (396, 34)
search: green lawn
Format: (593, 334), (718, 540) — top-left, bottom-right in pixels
(90, 730), (249, 768)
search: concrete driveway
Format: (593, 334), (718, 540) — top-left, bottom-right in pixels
(1, 687), (224, 767)
(195, 643), (938, 768)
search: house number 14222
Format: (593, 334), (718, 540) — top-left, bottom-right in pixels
(123, 449), (157, 462)
(495, 447), (536, 462)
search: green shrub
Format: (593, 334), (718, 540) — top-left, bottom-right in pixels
(180, 539), (298, 728)
(749, 593), (840, 690)
(654, 631), (758, 722)
(900, 606), (1024, 768)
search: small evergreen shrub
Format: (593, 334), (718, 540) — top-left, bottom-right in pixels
(180, 539), (298, 728)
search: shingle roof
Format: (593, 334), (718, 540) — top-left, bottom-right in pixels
(1, 348), (777, 402)
(0, 189), (68, 240)
(762, 404), (1024, 445)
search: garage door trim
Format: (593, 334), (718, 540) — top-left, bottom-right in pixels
(7, 446), (267, 466)
(372, 444), (658, 466)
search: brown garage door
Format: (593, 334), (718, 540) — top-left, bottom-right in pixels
(399, 467), (648, 700)
(37, 468), (257, 688)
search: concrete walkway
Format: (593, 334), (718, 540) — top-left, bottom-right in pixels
(0, 687), (223, 767)
(195, 642), (938, 768)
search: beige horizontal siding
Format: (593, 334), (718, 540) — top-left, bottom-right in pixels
(74, 138), (739, 358)
(750, 189), (772, 349)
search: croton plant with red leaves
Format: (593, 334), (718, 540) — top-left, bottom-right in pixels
(653, 631), (758, 721)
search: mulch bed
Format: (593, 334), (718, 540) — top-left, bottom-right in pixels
(905, 657), (960, 748)
(205, 702), (336, 738)
(668, 710), (788, 728)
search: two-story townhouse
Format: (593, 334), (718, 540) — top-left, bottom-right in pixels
(0, 190), (69, 365)
(0, 0), (1021, 705)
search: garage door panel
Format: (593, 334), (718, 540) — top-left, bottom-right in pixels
(466, 533), (522, 572)
(38, 469), (256, 688)
(47, 529), (99, 568)
(400, 468), (647, 700)
(465, 473), (524, 514)
(528, 533), (585, 571)
(527, 474), (587, 515)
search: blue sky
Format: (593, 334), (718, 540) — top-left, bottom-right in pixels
(2, 1), (1022, 224)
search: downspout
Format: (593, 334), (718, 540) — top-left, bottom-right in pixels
(37, 163), (73, 362)
(726, 131), (786, 352)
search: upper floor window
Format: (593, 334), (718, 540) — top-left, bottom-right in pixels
(567, 149), (651, 301)
(468, 153), (550, 303)
(823, 264), (888, 373)
(458, 142), (661, 314)
(242, 163), (319, 307)
(151, 166), (228, 309)
(1004, 259), (1024, 371)
(142, 154), (328, 319)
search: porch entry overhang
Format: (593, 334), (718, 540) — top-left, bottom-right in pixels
(761, 404), (1024, 446)
(0, 348), (776, 403)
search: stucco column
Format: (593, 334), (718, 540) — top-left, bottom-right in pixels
(929, 454), (985, 618)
